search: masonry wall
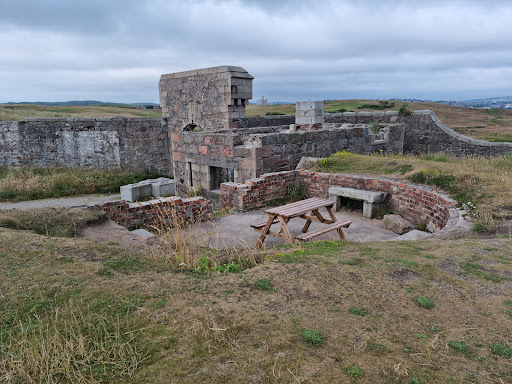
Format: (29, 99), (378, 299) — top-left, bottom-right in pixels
(102, 196), (212, 230)
(159, 66), (253, 131)
(0, 117), (172, 175)
(171, 123), (404, 196)
(221, 170), (461, 235)
(326, 110), (512, 156)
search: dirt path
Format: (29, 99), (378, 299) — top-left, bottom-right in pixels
(0, 194), (121, 210)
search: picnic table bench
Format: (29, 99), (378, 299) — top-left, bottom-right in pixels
(252, 197), (351, 248)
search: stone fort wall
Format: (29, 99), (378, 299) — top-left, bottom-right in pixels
(326, 110), (512, 156)
(0, 117), (172, 175)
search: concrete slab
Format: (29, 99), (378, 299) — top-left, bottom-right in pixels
(182, 207), (398, 250)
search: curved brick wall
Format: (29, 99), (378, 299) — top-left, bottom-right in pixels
(221, 170), (465, 237)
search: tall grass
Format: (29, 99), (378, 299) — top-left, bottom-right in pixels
(147, 203), (265, 271)
(0, 166), (164, 202)
(0, 305), (147, 383)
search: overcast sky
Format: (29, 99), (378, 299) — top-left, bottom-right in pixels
(1, 0), (511, 103)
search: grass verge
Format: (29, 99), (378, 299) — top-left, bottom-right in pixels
(0, 166), (165, 202)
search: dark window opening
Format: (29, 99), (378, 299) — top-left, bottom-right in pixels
(337, 197), (363, 212)
(183, 123), (203, 132)
(188, 162), (193, 187)
(210, 166), (235, 190)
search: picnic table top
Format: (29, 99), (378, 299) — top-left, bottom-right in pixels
(264, 198), (334, 219)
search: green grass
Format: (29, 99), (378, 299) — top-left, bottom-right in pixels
(254, 278), (275, 291)
(348, 307), (368, 316)
(0, 166), (165, 201)
(301, 328), (324, 346)
(491, 342), (512, 357)
(414, 296), (435, 309)
(346, 365), (364, 378)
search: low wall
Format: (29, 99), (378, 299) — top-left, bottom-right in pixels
(102, 196), (212, 230)
(237, 115), (295, 128)
(326, 110), (512, 156)
(0, 117), (172, 175)
(221, 170), (463, 237)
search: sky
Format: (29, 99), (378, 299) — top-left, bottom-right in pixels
(1, 0), (512, 103)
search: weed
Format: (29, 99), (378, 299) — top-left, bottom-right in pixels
(410, 379), (423, 384)
(255, 279), (274, 291)
(149, 299), (166, 308)
(368, 122), (380, 134)
(448, 340), (470, 353)
(215, 263), (241, 273)
(416, 222), (428, 232)
(301, 329), (324, 346)
(346, 365), (364, 378)
(398, 103), (412, 116)
(399, 164), (414, 174)
(414, 296), (435, 309)
(414, 333), (429, 339)
(349, 307), (368, 316)
(368, 342), (387, 353)
(492, 342), (512, 357)
(399, 259), (419, 267)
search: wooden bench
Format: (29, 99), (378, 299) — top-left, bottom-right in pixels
(295, 220), (352, 241)
(251, 219), (279, 230)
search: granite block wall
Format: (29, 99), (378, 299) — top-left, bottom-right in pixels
(326, 110), (512, 156)
(0, 117), (172, 175)
(159, 66), (253, 131)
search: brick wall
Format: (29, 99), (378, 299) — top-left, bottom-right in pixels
(102, 196), (212, 230)
(221, 171), (299, 212)
(221, 170), (461, 234)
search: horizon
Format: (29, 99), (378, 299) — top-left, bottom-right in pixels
(1, 1), (512, 103)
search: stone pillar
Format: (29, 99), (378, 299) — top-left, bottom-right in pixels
(296, 101), (324, 125)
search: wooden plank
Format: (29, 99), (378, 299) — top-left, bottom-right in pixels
(270, 200), (335, 219)
(277, 216), (295, 243)
(256, 214), (276, 249)
(265, 198), (332, 216)
(295, 221), (352, 241)
(251, 219), (278, 229)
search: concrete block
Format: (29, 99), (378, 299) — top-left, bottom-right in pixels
(152, 180), (175, 197)
(120, 183), (152, 202)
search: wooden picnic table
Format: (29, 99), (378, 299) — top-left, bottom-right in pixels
(252, 197), (351, 248)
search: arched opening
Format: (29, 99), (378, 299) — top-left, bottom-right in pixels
(183, 123), (203, 132)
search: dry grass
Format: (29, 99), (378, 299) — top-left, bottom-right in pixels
(310, 151), (512, 231)
(147, 203), (265, 271)
(1, 226), (512, 383)
(0, 104), (161, 121)
(0, 305), (147, 383)
(247, 99), (512, 142)
(0, 166), (163, 202)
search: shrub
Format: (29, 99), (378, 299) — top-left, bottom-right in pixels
(346, 365), (364, 378)
(398, 103), (412, 116)
(301, 329), (324, 346)
(255, 278), (274, 291)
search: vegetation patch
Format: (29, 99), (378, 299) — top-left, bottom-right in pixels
(491, 342), (512, 358)
(414, 296), (435, 309)
(346, 365), (364, 378)
(348, 307), (368, 316)
(0, 208), (106, 237)
(0, 166), (164, 201)
(301, 328), (324, 346)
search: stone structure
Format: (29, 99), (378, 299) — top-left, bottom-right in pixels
(326, 110), (512, 156)
(170, 121), (405, 197)
(221, 169), (466, 237)
(102, 196), (212, 230)
(159, 66), (253, 131)
(0, 117), (171, 175)
(328, 186), (388, 219)
(296, 101), (324, 125)
(120, 178), (175, 202)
